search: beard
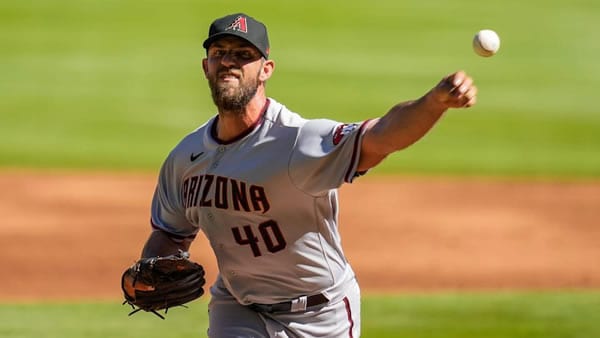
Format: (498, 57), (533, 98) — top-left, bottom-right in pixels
(208, 67), (260, 113)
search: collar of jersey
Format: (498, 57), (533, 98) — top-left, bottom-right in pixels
(210, 99), (271, 145)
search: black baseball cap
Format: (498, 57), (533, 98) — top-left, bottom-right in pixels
(202, 13), (270, 59)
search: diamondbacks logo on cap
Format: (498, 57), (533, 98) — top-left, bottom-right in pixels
(226, 16), (248, 33)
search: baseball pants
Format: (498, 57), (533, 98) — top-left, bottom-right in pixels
(207, 279), (361, 338)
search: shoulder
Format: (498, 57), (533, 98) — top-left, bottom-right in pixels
(301, 118), (340, 135)
(264, 98), (308, 128)
(179, 119), (213, 148)
(264, 98), (343, 135)
(161, 118), (214, 167)
(267, 99), (359, 143)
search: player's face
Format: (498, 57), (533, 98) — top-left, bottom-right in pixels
(204, 37), (264, 112)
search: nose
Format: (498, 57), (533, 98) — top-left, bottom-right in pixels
(220, 51), (237, 67)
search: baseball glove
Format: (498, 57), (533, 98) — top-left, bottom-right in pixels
(121, 251), (205, 319)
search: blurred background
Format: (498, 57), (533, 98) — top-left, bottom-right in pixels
(1, 0), (599, 176)
(1, 1), (599, 337)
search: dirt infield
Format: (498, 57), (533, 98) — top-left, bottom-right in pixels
(1, 170), (599, 301)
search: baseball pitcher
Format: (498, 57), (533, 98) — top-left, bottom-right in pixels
(121, 12), (477, 337)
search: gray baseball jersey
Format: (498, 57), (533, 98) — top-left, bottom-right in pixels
(151, 98), (369, 306)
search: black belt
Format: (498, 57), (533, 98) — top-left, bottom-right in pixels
(249, 293), (329, 313)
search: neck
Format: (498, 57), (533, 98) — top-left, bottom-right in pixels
(215, 93), (268, 142)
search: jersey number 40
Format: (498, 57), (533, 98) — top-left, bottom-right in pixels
(231, 220), (287, 257)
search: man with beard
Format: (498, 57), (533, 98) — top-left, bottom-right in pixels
(125, 13), (477, 337)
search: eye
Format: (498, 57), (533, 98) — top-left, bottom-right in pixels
(210, 49), (225, 58)
(234, 50), (256, 61)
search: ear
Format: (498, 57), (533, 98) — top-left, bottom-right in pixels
(202, 58), (209, 78)
(258, 59), (275, 82)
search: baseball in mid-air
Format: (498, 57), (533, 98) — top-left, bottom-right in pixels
(472, 29), (500, 57)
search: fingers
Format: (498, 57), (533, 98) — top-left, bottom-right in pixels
(452, 74), (477, 107)
(435, 70), (478, 108)
(463, 85), (477, 107)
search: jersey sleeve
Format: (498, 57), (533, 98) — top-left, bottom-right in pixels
(150, 151), (198, 240)
(289, 119), (370, 196)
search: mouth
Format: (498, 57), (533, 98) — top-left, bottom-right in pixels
(218, 71), (241, 82)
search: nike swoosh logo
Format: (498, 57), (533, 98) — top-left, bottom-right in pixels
(190, 152), (204, 162)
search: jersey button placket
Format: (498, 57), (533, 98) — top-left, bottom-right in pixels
(211, 146), (226, 169)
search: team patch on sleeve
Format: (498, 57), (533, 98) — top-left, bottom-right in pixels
(332, 123), (360, 145)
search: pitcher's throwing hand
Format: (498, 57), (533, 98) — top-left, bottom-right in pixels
(430, 70), (478, 108)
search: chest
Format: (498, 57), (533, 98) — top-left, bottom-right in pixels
(180, 132), (296, 218)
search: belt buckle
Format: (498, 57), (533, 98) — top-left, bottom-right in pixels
(290, 295), (308, 312)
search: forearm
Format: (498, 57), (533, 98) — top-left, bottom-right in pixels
(141, 229), (192, 258)
(358, 71), (477, 171)
(373, 93), (447, 153)
(358, 93), (447, 171)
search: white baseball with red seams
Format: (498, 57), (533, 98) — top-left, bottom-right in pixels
(473, 29), (501, 57)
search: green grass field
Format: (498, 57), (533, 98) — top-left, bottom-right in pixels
(2, 292), (599, 338)
(1, 0), (599, 177)
(1, 1), (599, 337)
